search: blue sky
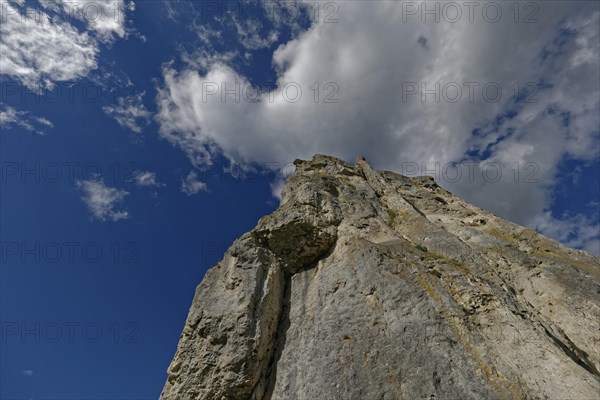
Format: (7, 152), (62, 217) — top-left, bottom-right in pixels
(1, 1), (599, 398)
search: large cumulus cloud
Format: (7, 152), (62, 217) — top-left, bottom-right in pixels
(156, 1), (599, 252)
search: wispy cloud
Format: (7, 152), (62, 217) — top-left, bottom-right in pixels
(0, 1), (135, 90)
(130, 170), (164, 188)
(533, 212), (600, 256)
(181, 171), (207, 196)
(229, 17), (279, 50)
(77, 179), (130, 222)
(196, 25), (223, 47)
(103, 93), (152, 133)
(0, 104), (53, 135)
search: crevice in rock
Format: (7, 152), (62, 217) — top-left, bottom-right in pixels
(250, 239), (338, 400)
(482, 263), (600, 381)
(486, 259), (600, 381)
(540, 324), (600, 379)
(355, 157), (385, 198)
(398, 193), (428, 219)
(258, 274), (292, 400)
(356, 158), (429, 221)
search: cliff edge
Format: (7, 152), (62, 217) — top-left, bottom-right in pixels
(161, 155), (600, 400)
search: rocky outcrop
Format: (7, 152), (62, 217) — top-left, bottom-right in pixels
(161, 155), (600, 400)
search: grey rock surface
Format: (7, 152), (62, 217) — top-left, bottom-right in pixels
(161, 155), (600, 400)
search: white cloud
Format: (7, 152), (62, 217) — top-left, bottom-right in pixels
(0, 1), (135, 90)
(103, 92), (151, 133)
(77, 179), (129, 221)
(53, 0), (130, 41)
(228, 1), (312, 50)
(22, 369), (34, 377)
(270, 177), (286, 201)
(0, 103), (53, 135)
(130, 170), (164, 188)
(181, 171), (207, 196)
(163, 0), (192, 22)
(0, 2), (98, 90)
(230, 17), (279, 50)
(175, 0), (311, 58)
(533, 212), (600, 256)
(156, 2), (599, 252)
(264, 1), (313, 32)
(195, 25), (223, 47)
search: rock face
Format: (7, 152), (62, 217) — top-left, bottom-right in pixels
(161, 155), (600, 400)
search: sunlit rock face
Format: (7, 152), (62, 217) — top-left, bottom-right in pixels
(161, 155), (600, 400)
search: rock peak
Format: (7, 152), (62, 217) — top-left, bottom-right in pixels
(161, 154), (600, 400)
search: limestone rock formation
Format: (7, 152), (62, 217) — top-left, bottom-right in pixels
(161, 155), (600, 400)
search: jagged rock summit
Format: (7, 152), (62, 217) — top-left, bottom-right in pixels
(161, 155), (600, 400)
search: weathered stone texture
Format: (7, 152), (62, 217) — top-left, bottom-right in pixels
(161, 155), (600, 400)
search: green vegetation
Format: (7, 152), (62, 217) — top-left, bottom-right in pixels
(387, 209), (397, 224)
(447, 257), (469, 275)
(422, 249), (469, 275)
(448, 257), (465, 269)
(416, 244), (428, 252)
